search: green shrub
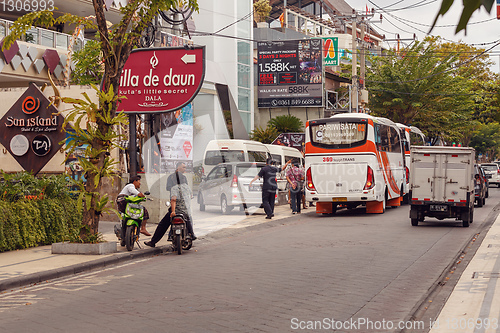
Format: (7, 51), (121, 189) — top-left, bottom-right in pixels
(0, 172), (82, 252)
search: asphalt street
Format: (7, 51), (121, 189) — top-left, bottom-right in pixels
(0, 188), (499, 333)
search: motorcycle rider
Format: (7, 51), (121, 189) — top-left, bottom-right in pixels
(144, 162), (196, 248)
(117, 175), (151, 236)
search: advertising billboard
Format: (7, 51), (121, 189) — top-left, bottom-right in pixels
(257, 39), (323, 108)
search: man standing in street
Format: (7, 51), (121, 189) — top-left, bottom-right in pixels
(144, 162), (196, 247)
(250, 158), (291, 219)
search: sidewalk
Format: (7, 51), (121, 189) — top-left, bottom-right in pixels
(0, 203), (297, 292)
(429, 213), (500, 333)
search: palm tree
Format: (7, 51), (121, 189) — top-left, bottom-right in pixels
(268, 115), (303, 133)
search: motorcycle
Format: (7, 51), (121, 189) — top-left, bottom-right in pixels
(166, 201), (193, 255)
(115, 191), (150, 251)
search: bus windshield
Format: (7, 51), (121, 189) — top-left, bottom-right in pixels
(310, 121), (367, 148)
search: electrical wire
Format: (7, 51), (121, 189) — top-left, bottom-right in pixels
(365, 39), (500, 84)
(368, 87), (498, 96)
(368, 0), (439, 13)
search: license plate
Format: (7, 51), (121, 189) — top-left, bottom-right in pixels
(332, 197), (347, 202)
(486, 174), (492, 178)
(430, 205), (448, 212)
(175, 229), (181, 234)
(249, 184), (262, 191)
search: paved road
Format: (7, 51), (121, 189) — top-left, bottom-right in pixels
(1, 189), (499, 333)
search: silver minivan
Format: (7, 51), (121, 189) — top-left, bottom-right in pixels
(197, 162), (266, 214)
(481, 163), (500, 187)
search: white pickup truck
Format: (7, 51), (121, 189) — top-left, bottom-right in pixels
(409, 146), (475, 227)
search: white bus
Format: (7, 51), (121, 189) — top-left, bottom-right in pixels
(396, 123), (426, 203)
(304, 113), (406, 214)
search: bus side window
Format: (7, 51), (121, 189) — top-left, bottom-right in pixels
(380, 125), (389, 151)
(374, 124), (382, 150)
(391, 127), (401, 153)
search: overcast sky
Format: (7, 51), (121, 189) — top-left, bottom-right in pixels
(343, 0), (500, 73)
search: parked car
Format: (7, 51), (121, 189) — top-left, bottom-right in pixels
(480, 163), (500, 187)
(202, 139), (270, 176)
(474, 164), (487, 207)
(197, 162), (267, 214)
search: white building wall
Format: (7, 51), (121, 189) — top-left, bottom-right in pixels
(191, 0), (254, 134)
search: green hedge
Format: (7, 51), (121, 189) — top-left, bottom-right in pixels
(0, 198), (82, 252)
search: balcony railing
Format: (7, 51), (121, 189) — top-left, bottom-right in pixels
(0, 18), (85, 52)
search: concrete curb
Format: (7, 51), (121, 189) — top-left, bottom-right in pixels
(0, 245), (169, 292)
(401, 202), (500, 332)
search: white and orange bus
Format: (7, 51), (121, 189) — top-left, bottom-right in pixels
(396, 123), (426, 202)
(304, 113), (406, 214)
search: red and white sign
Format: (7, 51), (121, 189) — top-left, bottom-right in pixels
(183, 141), (192, 158)
(118, 47), (205, 113)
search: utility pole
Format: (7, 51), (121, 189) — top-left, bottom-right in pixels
(351, 15), (357, 113)
(336, 10), (374, 113)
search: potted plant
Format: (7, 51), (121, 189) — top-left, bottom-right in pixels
(254, 0), (272, 27)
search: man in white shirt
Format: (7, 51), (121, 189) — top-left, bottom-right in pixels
(117, 175), (151, 236)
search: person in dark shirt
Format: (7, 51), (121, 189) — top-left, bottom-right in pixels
(249, 158), (291, 219)
(144, 162), (196, 247)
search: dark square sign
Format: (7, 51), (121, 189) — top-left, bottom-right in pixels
(0, 83), (65, 175)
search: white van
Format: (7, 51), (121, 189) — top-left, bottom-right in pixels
(265, 144), (304, 192)
(202, 139), (270, 176)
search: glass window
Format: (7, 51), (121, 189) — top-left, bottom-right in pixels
(238, 64), (250, 88)
(238, 87), (250, 111)
(239, 111), (251, 133)
(41, 30), (54, 47)
(376, 124), (401, 153)
(248, 151), (268, 162)
(481, 164), (498, 172)
(237, 41), (250, 65)
(237, 164), (263, 178)
(56, 34), (68, 49)
(26, 28), (38, 44)
(207, 166), (221, 181)
(310, 121), (367, 148)
(270, 154), (281, 164)
(205, 150), (245, 165)
(0, 22), (7, 39)
(410, 132), (425, 146)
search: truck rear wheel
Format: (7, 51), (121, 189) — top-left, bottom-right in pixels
(411, 218), (418, 226)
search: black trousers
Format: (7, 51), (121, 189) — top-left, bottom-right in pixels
(150, 207), (196, 245)
(262, 189), (276, 217)
(150, 207), (172, 245)
(290, 187), (302, 213)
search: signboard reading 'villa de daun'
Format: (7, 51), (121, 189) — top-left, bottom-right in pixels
(118, 47), (205, 114)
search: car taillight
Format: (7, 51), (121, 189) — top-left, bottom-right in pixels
(364, 166), (375, 190)
(497, 169), (499, 174)
(231, 174), (238, 188)
(405, 166), (409, 184)
(306, 167), (316, 191)
(172, 216), (184, 225)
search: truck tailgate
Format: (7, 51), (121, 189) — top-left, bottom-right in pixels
(411, 151), (472, 202)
